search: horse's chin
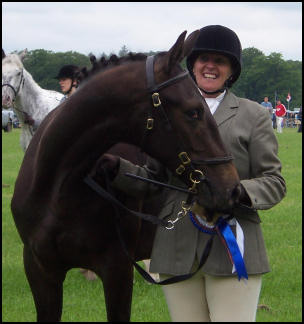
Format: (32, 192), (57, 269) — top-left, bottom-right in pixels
(191, 201), (232, 224)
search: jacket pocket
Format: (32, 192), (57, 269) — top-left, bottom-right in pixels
(233, 207), (261, 224)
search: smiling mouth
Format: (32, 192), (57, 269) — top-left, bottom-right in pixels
(203, 73), (217, 79)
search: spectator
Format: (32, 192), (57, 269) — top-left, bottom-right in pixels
(275, 100), (287, 133)
(261, 97), (273, 119)
(298, 107), (302, 133)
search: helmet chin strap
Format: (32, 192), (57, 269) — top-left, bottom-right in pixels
(65, 79), (78, 95)
(199, 86), (226, 95)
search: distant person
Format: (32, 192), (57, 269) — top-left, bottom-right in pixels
(55, 65), (80, 104)
(260, 96), (273, 119)
(23, 65), (80, 131)
(275, 100), (287, 133)
(298, 107), (302, 133)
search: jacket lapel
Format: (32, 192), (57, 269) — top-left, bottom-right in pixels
(213, 91), (239, 126)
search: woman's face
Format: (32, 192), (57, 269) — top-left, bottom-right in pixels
(192, 52), (233, 98)
(59, 78), (73, 94)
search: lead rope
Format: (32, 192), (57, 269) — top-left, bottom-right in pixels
(101, 166), (215, 285)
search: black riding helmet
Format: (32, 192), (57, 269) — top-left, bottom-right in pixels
(186, 25), (242, 94)
(55, 65), (80, 80)
(55, 65), (80, 94)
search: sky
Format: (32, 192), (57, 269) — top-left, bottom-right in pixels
(2, 2), (302, 61)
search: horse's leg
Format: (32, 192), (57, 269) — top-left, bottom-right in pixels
(96, 261), (134, 322)
(23, 245), (66, 322)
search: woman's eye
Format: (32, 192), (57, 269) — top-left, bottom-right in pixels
(198, 55), (209, 62)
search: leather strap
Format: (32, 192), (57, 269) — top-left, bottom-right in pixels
(146, 55), (189, 93)
(84, 174), (169, 227)
(87, 168), (215, 285)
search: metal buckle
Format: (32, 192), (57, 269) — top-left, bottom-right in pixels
(146, 118), (154, 130)
(189, 169), (204, 193)
(175, 164), (185, 175)
(165, 201), (191, 230)
(190, 169), (204, 184)
(178, 152), (191, 165)
(152, 93), (161, 107)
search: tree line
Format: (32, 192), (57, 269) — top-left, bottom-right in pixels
(18, 46), (301, 109)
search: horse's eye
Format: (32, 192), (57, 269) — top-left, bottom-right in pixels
(185, 109), (201, 120)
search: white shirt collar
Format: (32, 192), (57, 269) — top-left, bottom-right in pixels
(204, 90), (226, 115)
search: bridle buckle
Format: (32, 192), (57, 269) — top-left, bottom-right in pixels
(152, 93), (161, 107)
(146, 118), (154, 130)
(189, 169), (205, 193)
(176, 164), (185, 175)
(178, 151), (191, 165)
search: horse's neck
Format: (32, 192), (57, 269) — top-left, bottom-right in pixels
(16, 69), (54, 119)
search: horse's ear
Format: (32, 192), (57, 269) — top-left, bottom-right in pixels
(89, 54), (98, 70)
(89, 54), (97, 65)
(2, 49), (6, 59)
(183, 30), (200, 58)
(20, 48), (28, 61)
(162, 31), (187, 74)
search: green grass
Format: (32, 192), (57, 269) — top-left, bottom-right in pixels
(2, 128), (302, 322)
(255, 129), (302, 322)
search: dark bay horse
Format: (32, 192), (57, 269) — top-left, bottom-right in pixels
(11, 30), (241, 322)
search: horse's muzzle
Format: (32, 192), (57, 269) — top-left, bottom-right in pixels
(2, 95), (13, 108)
(196, 181), (242, 220)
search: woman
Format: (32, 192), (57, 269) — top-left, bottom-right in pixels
(23, 64), (80, 129)
(55, 64), (80, 103)
(96, 25), (286, 321)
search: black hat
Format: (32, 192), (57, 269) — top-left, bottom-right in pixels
(186, 25), (242, 87)
(55, 65), (80, 79)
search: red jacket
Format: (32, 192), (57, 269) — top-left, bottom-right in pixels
(275, 103), (287, 117)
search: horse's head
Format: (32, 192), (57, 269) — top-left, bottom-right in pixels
(2, 49), (27, 108)
(141, 31), (241, 216)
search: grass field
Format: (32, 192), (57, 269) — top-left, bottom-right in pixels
(2, 128), (302, 322)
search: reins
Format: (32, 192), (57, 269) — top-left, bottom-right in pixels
(92, 166), (215, 285)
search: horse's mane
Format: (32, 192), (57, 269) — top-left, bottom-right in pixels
(77, 52), (148, 85)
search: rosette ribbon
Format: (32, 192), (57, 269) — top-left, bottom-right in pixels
(216, 217), (248, 281)
(189, 212), (248, 281)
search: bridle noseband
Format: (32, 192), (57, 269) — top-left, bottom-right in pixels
(2, 69), (34, 134)
(2, 69), (25, 101)
(143, 55), (233, 194)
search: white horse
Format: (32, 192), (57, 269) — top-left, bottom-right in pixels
(2, 49), (63, 151)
